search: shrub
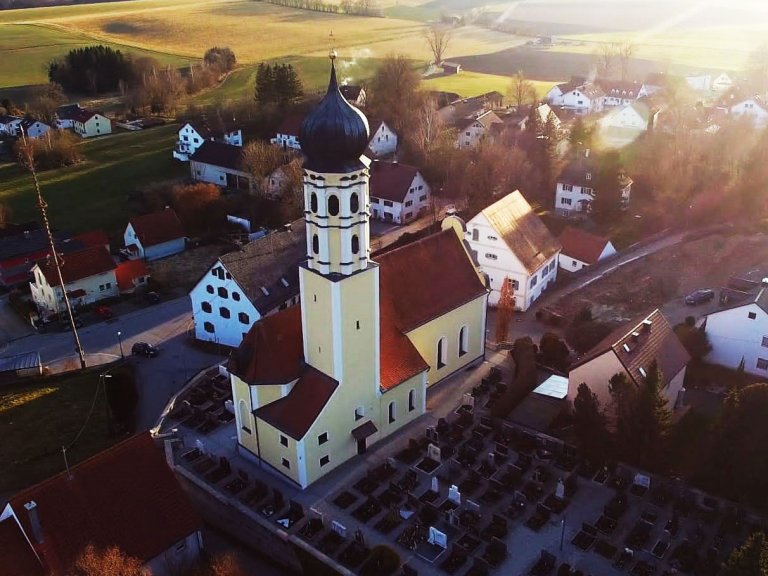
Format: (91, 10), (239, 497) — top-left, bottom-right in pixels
(539, 332), (571, 371)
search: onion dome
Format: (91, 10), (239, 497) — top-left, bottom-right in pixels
(300, 54), (370, 173)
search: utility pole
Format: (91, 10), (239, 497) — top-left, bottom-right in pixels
(22, 129), (87, 369)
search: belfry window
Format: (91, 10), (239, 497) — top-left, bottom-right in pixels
(350, 193), (359, 213)
(312, 234), (319, 254)
(351, 234), (359, 254)
(328, 194), (340, 216)
(310, 192), (318, 213)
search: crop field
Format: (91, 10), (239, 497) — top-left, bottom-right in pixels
(0, 124), (186, 234)
(422, 70), (558, 100)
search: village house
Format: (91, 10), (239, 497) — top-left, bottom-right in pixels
(729, 97), (768, 128)
(270, 113), (304, 151)
(19, 118), (51, 139)
(116, 258), (150, 294)
(0, 114), (22, 135)
(554, 152), (632, 216)
(568, 309), (690, 421)
(266, 158), (302, 199)
(72, 110), (111, 138)
(54, 104), (83, 129)
(339, 84), (367, 107)
(712, 72), (734, 92)
(366, 118), (398, 157)
(189, 219), (305, 348)
(173, 120), (243, 161)
(189, 140), (252, 190)
(465, 190), (561, 311)
(456, 110), (504, 149)
(547, 80), (605, 115)
(597, 80), (653, 107)
(0, 351), (42, 385)
(0, 433), (203, 576)
(440, 61), (462, 74)
(124, 208), (185, 261)
(597, 101), (654, 148)
(517, 102), (562, 133)
(227, 59), (488, 488)
(29, 245), (118, 319)
(558, 225), (616, 272)
(685, 72), (733, 93)
(369, 160), (431, 224)
(437, 91), (504, 125)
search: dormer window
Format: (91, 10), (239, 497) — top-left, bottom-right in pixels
(585, 173), (592, 180)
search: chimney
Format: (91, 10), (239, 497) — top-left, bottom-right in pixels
(24, 501), (44, 544)
(642, 319), (652, 332)
(631, 331), (640, 341)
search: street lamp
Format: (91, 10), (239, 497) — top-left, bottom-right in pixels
(117, 331), (124, 359)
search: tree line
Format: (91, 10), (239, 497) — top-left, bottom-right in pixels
(257, 0), (383, 17)
(254, 63), (304, 107)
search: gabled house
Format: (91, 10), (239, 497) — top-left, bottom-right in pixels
(568, 309), (690, 420)
(0, 515), (45, 576)
(558, 226), (616, 272)
(597, 80), (649, 107)
(29, 246), (118, 319)
(369, 160), (431, 224)
(72, 110), (111, 138)
(54, 104), (83, 129)
(189, 140), (252, 190)
(124, 208), (185, 261)
(456, 110), (503, 149)
(0, 114), (22, 135)
(0, 433), (202, 576)
(597, 102), (653, 148)
(437, 91), (504, 126)
(366, 118), (398, 157)
(19, 118), (50, 139)
(173, 120), (243, 161)
(270, 113), (304, 151)
(703, 284), (768, 376)
(554, 152), (632, 216)
(190, 219), (305, 348)
(465, 190), (561, 311)
(518, 102), (562, 132)
(729, 97), (768, 128)
(711, 73), (733, 92)
(115, 259), (150, 293)
(547, 80), (605, 115)
(266, 158), (303, 199)
(339, 84), (367, 107)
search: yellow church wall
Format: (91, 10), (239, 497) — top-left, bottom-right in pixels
(232, 374), (259, 456)
(253, 417), (301, 486)
(406, 295), (488, 386)
(254, 383), (289, 409)
(300, 267), (335, 378)
(338, 265), (379, 387)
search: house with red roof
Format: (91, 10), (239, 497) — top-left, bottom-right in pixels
(72, 110), (112, 138)
(227, 60), (489, 489)
(369, 160), (431, 224)
(115, 259), (150, 293)
(558, 226), (616, 272)
(0, 433), (203, 576)
(124, 208), (186, 261)
(270, 112), (304, 151)
(29, 245), (117, 319)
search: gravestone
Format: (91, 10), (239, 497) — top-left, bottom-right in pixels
(428, 526), (448, 549)
(634, 473), (651, 490)
(331, 520), (347, 537)
(449, 485), (461, 505)
(448, 508), (460, 526)
(555, 478), (566, 500)
(488, 452), (495, 466)
(428, 443), (442, 462)
(466, 499), (481, 515)
(462, 393), (475, 409)
(309, 507), (323, 521)
(431, 476), (439, 493)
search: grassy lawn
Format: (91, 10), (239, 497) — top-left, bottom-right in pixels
(0, 371), (117, 492)
(0, 124), (186, 234)
(423, 70), (559, 100)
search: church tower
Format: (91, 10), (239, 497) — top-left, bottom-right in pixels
(298, 52), (380, 395)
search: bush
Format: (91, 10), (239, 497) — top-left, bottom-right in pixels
(14, 129), (82, 170)
(359, 545), (400, 576)
(539, 332), (570, 371)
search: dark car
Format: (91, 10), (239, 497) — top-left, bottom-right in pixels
(685, 289), (715, 306)
(132, 342), (159, 357)
(144, 291), (160, 305)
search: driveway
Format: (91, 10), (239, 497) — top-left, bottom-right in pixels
(0, 295), (34, 350)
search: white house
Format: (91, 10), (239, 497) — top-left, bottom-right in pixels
(18, 118), (50, 139)
(598, 80), (649, 107)
(189, 140), (252, 190)
(173, 120), (243, 161)
(730, 98), (768, 128)
(704, 285), (768, 376)
(369, 161), (431, 224)
(465, 190), (561, 311)
(518, 103), (562, 133)
(54, 104), (83, 129)
(190, 219), (305, 348)
(366, 119), (398, 157)
(339, 84), (367, 107)
(124, 208), (185, 261)
(555, 153), (632, 216)
(72, 111), (111, 138)
(0, 114), (22, 136)
(558, 226), (616, 272)
(569, 309), (690, 423)
(456, 110), (503, 149)
(597, 102), (652, 148)
(712, 73), (733, 92)
(270, 113), (303, 151)
(548, 81), (605, 115)
(29, 246), (118, 319)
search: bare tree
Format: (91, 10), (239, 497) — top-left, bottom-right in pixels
(595, 42), (620, 79)
(72, 545), (147, 576)
(241, 141), (285, 195)
(618, 42), (635, 81)
(507, 70), (536, 108)
(424, 26), (453, 66)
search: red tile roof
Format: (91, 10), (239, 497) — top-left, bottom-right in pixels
(369, 161), (420, 204)
(255, 367), (339, 440)
(379, 295), (429, 390)
(72, 229), (109, 249)
(558, 226), (612, 265)
(38, 246), (116, 286)
(116, 259), (149, 291)
(129, 209), (185, 248)
(8, 433), (201, 574)
(0, 517), (44, 576)
(70, 110), (102, 123)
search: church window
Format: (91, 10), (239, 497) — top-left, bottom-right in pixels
(310, 192), (318, 213)
(206, 285), (214, 294)
(388, 401), (396, 423)
(238, 400), (251, 434)
(437, 337), (447, 369)
(350, 193), (359, 213)
(204, 322), (214, 333)
(281, 458), (290, 469)
(320, 455), (330, 467)
(351, 235), (359, 254)
(459, 325), (468, 357)
(280, 434), (289, 447)
(472, 228), (479, 241)
(356, 320), (360, 330)
(218, 287), (228, 298)
(318, 432), (328, 445)
(219, 307), (230, 319)
(312, 234), (319, 255)
(232, 292), (240, 301)
(408, 389), (416, 412)
(328, 194), (340, 216)
(238, 312), (249, 324)
(202, 302), (212, 313)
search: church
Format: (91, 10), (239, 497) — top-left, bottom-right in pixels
(228, 54), (489, 489)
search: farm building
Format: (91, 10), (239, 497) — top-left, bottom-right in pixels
(0, 351), (42, 385)
(558, 226), (616, 272)
(19, 118), (50, 139)
(0, 114), (22, 136)
(173, 120), (242, 161)
(189, 140), (252, 190)
(729, 98), (768, 128)
(72, 110), (111, 138)
(54, 104), (83, 129)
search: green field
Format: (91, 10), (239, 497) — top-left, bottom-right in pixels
(0, 124), (186, 234)
(423, 71), (559, 100)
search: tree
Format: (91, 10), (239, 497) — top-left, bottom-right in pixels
(539, 332), (570, 371)
(254, 63), (302, 107)
(722, 532), (768, 576)
(367, 55), (423, 136)
(48, 45), (133, 94)
(568, 116), (593, 150)
(593, 150), (626, 222)
(26, 82), (66, 125)
(507, 70), (535, 108)
(573, 382), (611, 463)
(424, 26), (452, 65)
(170, 182), (225, 235)
(617, 42), (635, 81)
(72, 544), (147, 576)
(495, 277), (515, 344)
(209, 553), (248, 576)
(565, 318), (612, 355)
(254, 63), (276, 106)
(673, 321), (711, 360)
(595, 42), (619, 79)
(14, 129), (81, 171)
(241, 140), (285, 194)
(204, 47), (236, 72)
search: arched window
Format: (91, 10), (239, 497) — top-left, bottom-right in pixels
(328, 194), (339, 216)
(232, 292), (241, 302)
(219, 307), (230, 319)
(310, 192), (318, 213)
(312, 234), (319, 255)
(350, 193), (359, 213)
(217, 287), (228, 298)
(408, 389), (416, 412)
(351, 234), (359, 254)
(437, 336), (447, 369)
(204, 321), (215, 333)
(238, 312), (250, 324)
(459, 325), (468, 357)
(472, 228), (479, 241)
(201, 301), (212, 313)
(238, 399), (251, 434)
(388, 401), (396, 423)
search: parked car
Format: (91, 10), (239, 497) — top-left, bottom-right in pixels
(144, 291), (160, 305)
(131, 342), (158, 357)
(96, 305), (114, 319)
(685, 289), (715, 306)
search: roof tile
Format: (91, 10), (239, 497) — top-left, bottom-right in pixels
(38, 246), (116, 286)
(129, 209), (185, 249)
(558, 226), (612, 265)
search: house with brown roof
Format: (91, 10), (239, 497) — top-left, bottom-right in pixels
(29, 245), (118, 319)
(115, 259), (150, 293)
(72, 110), (111, 138)
(558, 226), (616, 272)
(568, 309), (690, 421)
(554, 150), (632, 216)
(124, 208), (185, 261)
(547, 79), (605, 115)
(369, 160), (431, 224)
(465, 190), (561, 311)
(189, 140), (253, 190)
(189, 218), (306, 348)
(173, 119), (243, 161)
(227, 60), (488, 489)
(455, 110), (504, 149)
(0, 433), (203, 576)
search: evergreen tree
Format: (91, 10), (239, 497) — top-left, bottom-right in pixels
(593, 150), (626, 222)
(573, 383), (611, 463)
(722, 532), (768, 576)
(254, 63), (275, 106)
